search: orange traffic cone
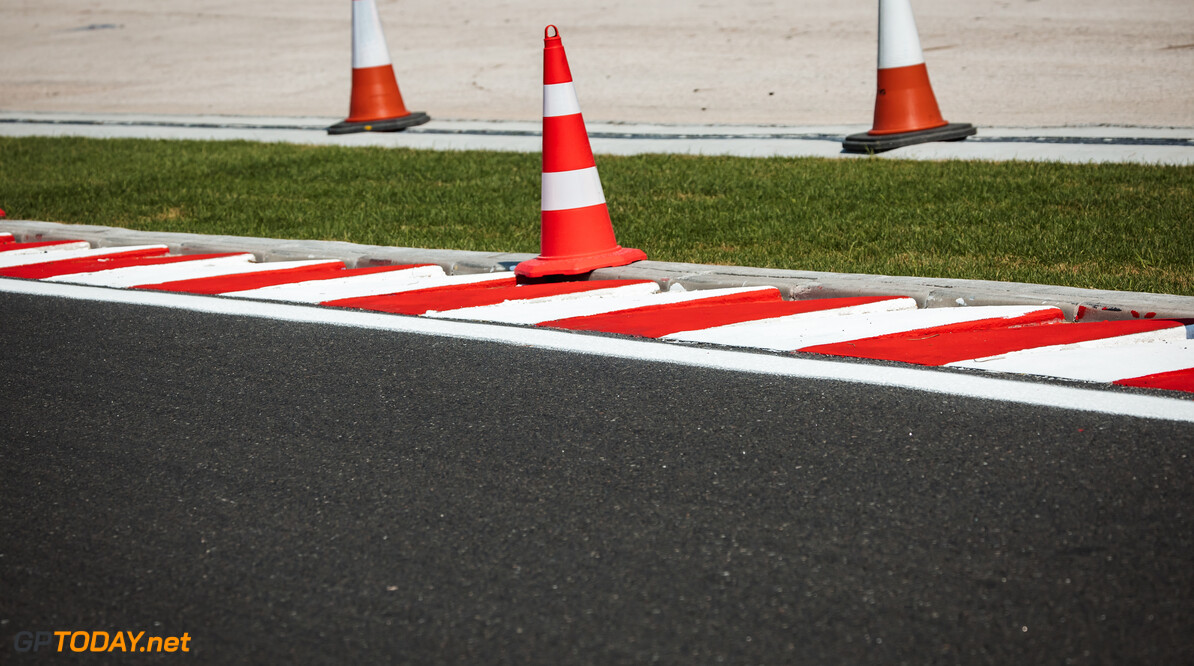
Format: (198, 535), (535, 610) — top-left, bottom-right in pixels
(515, 26), (646, 279)
(327, 0), (429, 135)
(843, 0), (974, 153)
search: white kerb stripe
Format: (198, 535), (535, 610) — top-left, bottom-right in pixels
(486, 286), (777, 326)
(662, 297), (919, 343)
(542, 167), (606, 211)
(45, 254), (258, 287)
(266, 271), (511, 304)
(948, 341), (1194, 384)
(221, 265), (450, 302)
(424, 285), (773, 320)
(543, 82), (582, 118)
(427, 282), (662, 324)
(669, 305), (1059, 351)
(0, 244), (168, 269)
(0, 240), (90, 256)
(352, 0), (392, 70)
(878, 0), (925, 69)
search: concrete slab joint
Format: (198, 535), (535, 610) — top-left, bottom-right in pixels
(3, 220), (1193, 322)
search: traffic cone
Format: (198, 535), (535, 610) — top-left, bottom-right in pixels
(515, 26), (646, 279)
(843, 0), (975, 153)
(327, 0), (429, 135)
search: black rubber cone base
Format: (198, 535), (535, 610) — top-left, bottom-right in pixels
(842, 122), (976, 154)
(327, 111), (430, 135)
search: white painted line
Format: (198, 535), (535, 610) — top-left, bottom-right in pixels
(221, 265), (456, 302)
(669, 305), (1060, 351)
(0, 244), (170, 269)
(426, 282), (662, 324)
(44, 254), (258, 287)
(4, 278), (1192, 423)
(949, 337), (1194, 383)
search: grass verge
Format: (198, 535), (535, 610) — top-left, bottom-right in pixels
(1, 136), (1191, 295)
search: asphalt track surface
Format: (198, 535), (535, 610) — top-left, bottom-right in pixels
(3, 292), (1193, 663)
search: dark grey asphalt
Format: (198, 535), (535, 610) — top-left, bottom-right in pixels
(2, 290), (1193, 664)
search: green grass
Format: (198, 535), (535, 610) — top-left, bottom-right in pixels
(2, 136), (1191, 295)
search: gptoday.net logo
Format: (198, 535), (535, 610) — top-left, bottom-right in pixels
(13, 630), (191, 654)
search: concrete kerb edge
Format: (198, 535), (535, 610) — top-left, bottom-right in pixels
(4, 220), (1193, 322)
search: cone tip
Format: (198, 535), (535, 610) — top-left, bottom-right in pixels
(545, 25), (559, 39)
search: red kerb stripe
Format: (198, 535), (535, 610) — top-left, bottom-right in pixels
(324, 275), (518, 310)
(541, 296), (906, 338)
(135, 262), (348, 294)
(0, 251), (238, 279)
(1114, 367), (1194, 394)
(0, 240), (87, 253)
(539, 289), (783, 335)
(330, 279), (652, 315)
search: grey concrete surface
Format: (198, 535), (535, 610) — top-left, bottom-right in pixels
(6, 220), (1193, 322)
(2, 0), (1192, 129)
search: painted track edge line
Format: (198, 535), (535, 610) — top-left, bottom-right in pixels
(4, 278), (1193, 423)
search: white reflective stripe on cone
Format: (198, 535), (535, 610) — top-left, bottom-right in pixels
(0, 245), (166, 269)
(543, 82), (582, 118)
(427, 282), (662, 324)
(878, 0), (925, 69)
(45, 254), (259, 287)
(352, 0), (392, 69)
(669, 304), (1050, 351)
(542, 167), (606, 211)
(221, 265), (464, 302)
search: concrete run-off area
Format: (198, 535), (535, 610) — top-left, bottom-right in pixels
(1, 0), (1192, 130)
